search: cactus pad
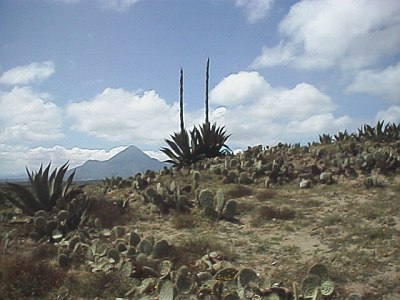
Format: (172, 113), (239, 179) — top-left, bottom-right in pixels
(138, 238), (154, 255)
(129, 231), (141, 247)
(320, 280), (334, 296)
(153, 239), (170, 259)
(301, 274), (321, 299)
(57, 253), (69, 268)
(214, 267), (238, 281)
(107, 248), (120, 263)
(237, 267), (258, 288)
(158, 279), (175, 300)
(198, 189), (214, 209)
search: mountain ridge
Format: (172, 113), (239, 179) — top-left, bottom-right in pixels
(67, 145), (167, 181)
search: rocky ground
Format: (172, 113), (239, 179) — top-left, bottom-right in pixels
(0, 140), (399, 299)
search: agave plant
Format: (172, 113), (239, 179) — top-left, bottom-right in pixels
(319, 134), (333, 144)
(192, 122), (232, 159)
(334, 130), (350, 142)
(161, 129), (199, 166)
(161, 61), (232, 166)
(1, 162), (82, 216)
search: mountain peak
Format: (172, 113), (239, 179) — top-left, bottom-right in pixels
(70, 145), (167, 181)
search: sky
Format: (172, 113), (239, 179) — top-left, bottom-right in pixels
(0, 0), (400, 176)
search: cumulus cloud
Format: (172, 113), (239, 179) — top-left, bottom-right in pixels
(376, 106), (400, 123)
(67, 88), (181, 145)
(0, 144), (129, 177)
(100, 0), (140, 12)
(0, 61), (55, 85)
(209, 71), (354, 146)
(251, 0), (400, 70)
(347, 62), (400, 102)
(0, 86), (64, 143)
(234, 0), (274, 23)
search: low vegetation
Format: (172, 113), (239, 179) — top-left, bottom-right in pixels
(0, 61), (399, 299)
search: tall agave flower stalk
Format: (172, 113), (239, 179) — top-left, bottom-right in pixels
(180, 68), (185, 133)
(161, 61), (232, 166)
(205, 58), (210, 125)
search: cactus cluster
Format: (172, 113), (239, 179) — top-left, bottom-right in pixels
(300, 263), (335, 299)
(198, 189), (237, 221)
(31, 195), (89, 242)
(141, 180), (193, 214)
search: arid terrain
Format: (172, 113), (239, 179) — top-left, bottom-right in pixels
(1, 138), (399, 300)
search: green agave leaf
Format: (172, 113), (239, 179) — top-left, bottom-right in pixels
(4, 182), (42, 215)
(32, 163), (52, 210)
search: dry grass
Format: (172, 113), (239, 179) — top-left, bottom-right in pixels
(226, 184), (253, 198)
(0, 252), (65, 299)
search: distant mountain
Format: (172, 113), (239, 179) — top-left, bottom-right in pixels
(67, 145), (167, 181)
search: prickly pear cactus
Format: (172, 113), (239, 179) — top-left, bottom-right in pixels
(221, 199), (237, 220)
(68, 236), (81, 251)
(129, 231), (141, 247)
(214, 267), (238, 281)
(237, 267), (258, 288)
(138, 238), (154, 255)
(308, 263), (328, 280)
(158, 279), (175, 300)
(193, 171), (201, 182)
(198, 189), (214, 209)
(111, 226), (125, 239)
(320, 280), (334, 296)
(153, 239), (170, 259)
(301, 274), (321, 299)
(214, 190), (226, 214)
(34, 216), (47, 230)
(175, 266), (193, 295)
(107, 248), (120, 263)
(57, 210), (70, 224)
(203, 205), (218, 219)
(58, 253), (70, 268)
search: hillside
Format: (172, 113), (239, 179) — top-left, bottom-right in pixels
(0, 135), (399, 299)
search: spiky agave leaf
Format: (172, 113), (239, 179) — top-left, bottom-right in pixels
(193, 122), (232, 158)
(161, 130), (198, 166)
(3, 162), (82, 216)
(3, 182), (42, 215)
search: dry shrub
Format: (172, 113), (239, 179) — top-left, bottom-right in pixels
(0, 252), (65, 299)
(226, 184), (253, 198)
(31, 243), (58, 261)
(251, 205), (296, 227)
(65, 270), (132, 299)
(172, 234), (236, 266)
(87, 196), (128, 228)
(255, 189), (277, 201)
(170, 212), (199, 229)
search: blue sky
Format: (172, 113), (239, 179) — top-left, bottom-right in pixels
(1, 0), (399, 176)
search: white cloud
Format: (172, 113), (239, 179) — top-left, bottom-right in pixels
(0, 86), (64, 143)
(251, 0), (400, 70)
(100, 0), (140, 12)
(376, 106), (400, 123)
(210, 71), (354, 146)
(0, 144), (128, 177)
(0, 61), (55, 85)
(347, 62), (400, 102)
(234, 0), (274, 23)
(210, 71), (271, 106)
(143, 150), (169, 162)
(67, 88), (180, 145)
